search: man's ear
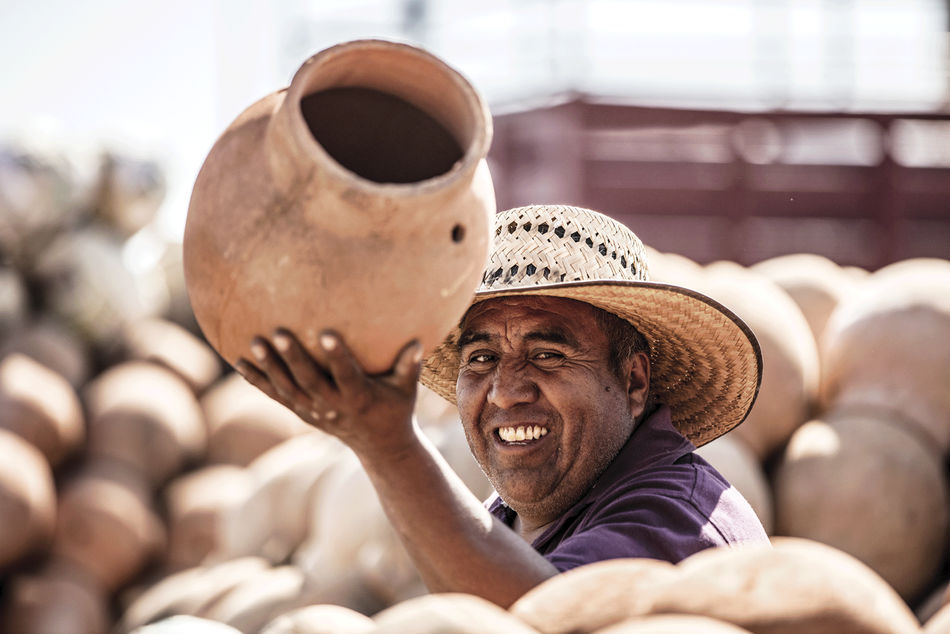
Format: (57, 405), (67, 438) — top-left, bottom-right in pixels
(625, 352), (651, 420)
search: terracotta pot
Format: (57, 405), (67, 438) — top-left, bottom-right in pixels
(116, 556), (270, 633)
(0, 428), (57, 569)
(699, 262), (819, 461)
(200, 372), (312, 466)
(372, 593), (541, 634)
(184, 39), (495, 373)
(84, 361), (207, 486)
(509, 558), (678, 634)
(2, 558), (110, 634)
(820, 257), (950, 453)
(52, 459), (166, 592)
(0, 353), (85, 468)
(772, 409), (949, 603)
(198, 565), (306, 634)
(649, 537), (921, 634)
(259, 604), (375, 634)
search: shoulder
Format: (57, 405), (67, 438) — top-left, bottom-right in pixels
(543, 453), (768, 570)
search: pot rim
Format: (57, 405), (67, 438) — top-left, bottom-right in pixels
(283, 37), (493, 196)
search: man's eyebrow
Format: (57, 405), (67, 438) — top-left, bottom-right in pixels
(457, 328), (578, 351)
(524, 329), (577, 347)
(457, 330), (491, 351)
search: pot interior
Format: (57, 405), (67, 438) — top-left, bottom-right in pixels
(301, 86), (464, 184)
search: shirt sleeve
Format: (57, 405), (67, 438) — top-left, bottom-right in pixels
(541, 470), (734, 572)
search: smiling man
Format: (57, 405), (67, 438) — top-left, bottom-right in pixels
(239, 204), (769, 608)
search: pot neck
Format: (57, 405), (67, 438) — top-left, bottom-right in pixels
(263, 39), (492, 202)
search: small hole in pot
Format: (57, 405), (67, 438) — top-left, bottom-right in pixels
(452, 224), (465, 243)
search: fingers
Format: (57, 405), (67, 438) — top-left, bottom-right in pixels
(239, 328), (421, 409)
(235, 357), (282, 402)
(247, 336), (309, 403)
(315, 330), (368, 400)
(272, 328), (336, 401)
(392, 339), (424, 391)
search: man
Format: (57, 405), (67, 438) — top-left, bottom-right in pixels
(238, 204), (769, 608)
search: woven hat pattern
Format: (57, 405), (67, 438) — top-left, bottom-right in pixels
(483, 208), (650, 289)
(420, 205), (762, 447)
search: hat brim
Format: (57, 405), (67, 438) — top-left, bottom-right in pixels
(419, 279), (762, 447)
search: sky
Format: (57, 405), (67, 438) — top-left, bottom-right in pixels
(1, 0), (946, 243)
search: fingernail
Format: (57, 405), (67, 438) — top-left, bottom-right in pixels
(274, 333), (290, 352)
(310, 410), (321, 421)
(324, 410), (338, 421)
(320, 334), (337, 351)
(412, 342), (424, 364)
(251, 342), (267, 360)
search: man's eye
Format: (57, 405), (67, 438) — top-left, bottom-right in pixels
(467, 352), (495, 364)
(534, 351), (563, 361)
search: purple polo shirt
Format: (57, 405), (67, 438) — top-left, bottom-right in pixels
(487, 405), (769, 571)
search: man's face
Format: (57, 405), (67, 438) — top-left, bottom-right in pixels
(455, 296), (646, 527)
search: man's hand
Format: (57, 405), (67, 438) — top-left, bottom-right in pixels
(235, 329), (424, 458)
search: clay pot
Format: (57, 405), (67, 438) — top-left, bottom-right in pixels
(649, 537), (921, 634)
(201, 372), (312, 466)
(35, 226), (170, 345)
(92, 149), (167, 238)
(372, 593), (541, 633)
(0, 317), (92, 389)
(0, 428), (57, 569)
(772, 409), (949, 602)
(237, 432), (344, 564)
(700, 262), (819, 461)
(594, 615), (753, 633)
(259, 604), (375, 634)
(84, 361), (207, 485)
(820, 257), (950, 453)
(163, 464), (256, 571)
(184, 38), (495, 373)
(509, 558), (678, 634)
(116, 556), (270, 633)
(293, 454), (418, 613)
(130, 615), (242, 634)
(119, 317), (222, 395)
(927, 603), (950, 634)
(198, 565), (306, 634)
(0, 353), (85, 467)
(2, 558), (110, 634)
(750, 252), (859, 346)
(52, 459), (166, 592)
(0, 265), (27, 335)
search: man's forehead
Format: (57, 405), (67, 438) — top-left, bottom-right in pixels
(459, 296), (600, 338)
(464, 295), (592, 320)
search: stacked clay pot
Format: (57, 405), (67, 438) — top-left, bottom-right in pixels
(699, 261), (820, 462)
(773, 258), (950, 604)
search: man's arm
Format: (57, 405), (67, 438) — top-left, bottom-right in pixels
(236, 328), (558, 607)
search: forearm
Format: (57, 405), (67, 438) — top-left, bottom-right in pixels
(355, 419), (558, 608)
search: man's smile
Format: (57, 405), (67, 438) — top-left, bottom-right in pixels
(497, 425), (549, 443)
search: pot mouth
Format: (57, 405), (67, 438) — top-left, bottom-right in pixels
(285, 38), (492, 194)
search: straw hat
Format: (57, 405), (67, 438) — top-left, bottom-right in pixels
(420, 204), (762, 447)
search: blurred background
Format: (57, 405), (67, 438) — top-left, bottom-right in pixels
(3, 0), (949, 266)
(3, 2), (950, 633)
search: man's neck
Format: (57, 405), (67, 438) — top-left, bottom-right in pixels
(513, 513), (554, 545)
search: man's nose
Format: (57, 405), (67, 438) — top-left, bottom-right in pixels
(487, 360), (538, 409)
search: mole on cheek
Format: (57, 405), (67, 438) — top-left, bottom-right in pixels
(604, 386), (611, 392)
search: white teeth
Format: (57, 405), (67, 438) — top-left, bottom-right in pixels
(498, 426), (549, 442)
